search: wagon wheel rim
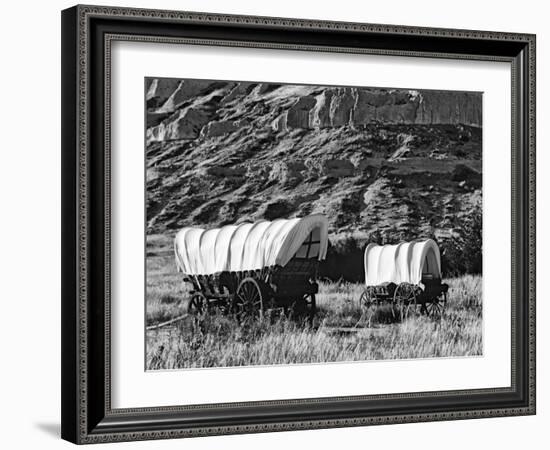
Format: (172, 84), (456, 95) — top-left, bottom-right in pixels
(188, 292), (206, 314)
(360, 287), (378, 327)
(235, 277), (264, 319)
(303, 293), (316, 326)
(393, 283), (418, 321)
(404, 299), (418, 319)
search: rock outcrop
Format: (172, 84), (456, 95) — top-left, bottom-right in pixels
(200, 120), (240, 139)
(146, 79), (482, 143)
(145, 78), (482, 244)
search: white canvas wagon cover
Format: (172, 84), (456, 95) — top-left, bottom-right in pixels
(364, 239), (442, 288)
(174, 214), (328, 276)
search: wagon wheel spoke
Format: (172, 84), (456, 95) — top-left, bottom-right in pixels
(252, 298), (262, 309)
(404, 298), (418, 318)
(297, 293), (316, 326)
(188, 293), (207, 314)
(393, 283), (417, 321)
(426, 299), (443, 318)
(245, 284), (257, 302)
(360, 287), (378, 327)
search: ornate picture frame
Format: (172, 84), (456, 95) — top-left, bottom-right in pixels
(61, 5), (536, 444)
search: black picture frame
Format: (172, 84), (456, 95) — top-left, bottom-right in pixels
(61, 4), (536, 444)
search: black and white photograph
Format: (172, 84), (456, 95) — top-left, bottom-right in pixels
(145, 78), (483, 370)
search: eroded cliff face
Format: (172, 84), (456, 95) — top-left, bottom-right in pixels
(146, 79), (482, 244)
(146, 80), (481, 143)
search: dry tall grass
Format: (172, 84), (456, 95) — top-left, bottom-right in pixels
(145, 238), (482, 370)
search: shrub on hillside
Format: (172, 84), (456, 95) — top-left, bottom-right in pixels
(319, 235), (364, 282)
(440, 204), (482, 275)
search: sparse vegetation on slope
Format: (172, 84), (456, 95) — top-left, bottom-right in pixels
(146, 79), (482, 255)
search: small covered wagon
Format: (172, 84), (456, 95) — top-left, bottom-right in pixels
(174, 214), (328, 321)
(360, 239), (449, 321)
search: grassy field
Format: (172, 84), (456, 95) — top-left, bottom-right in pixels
(146, 235), (482, 370)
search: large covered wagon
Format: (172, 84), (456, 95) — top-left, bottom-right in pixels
(174, 214), (328, 321)
(360, 239), (449, 321)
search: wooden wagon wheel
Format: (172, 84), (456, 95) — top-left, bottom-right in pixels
(393, 283), (418, 321)
(234, 277), (264, 319)
(424, 294), (445, 319)
(359, 286), (378, 326)
(188, 292), (207, 314)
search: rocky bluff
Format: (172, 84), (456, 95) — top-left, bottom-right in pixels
(146, 78), (482, 246)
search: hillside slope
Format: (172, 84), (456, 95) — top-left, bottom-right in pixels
(146, 78), (482, 245)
